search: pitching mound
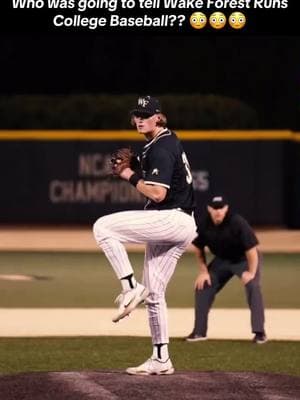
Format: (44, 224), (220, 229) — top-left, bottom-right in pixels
(0, 370), (299, 400)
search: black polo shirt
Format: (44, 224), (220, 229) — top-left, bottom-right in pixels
(193, 211), (259, 262)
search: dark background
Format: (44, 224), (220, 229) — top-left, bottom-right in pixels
(0, 139), (289, 226)
(1, 5), (300, 226)
(1, 34), (300, 129)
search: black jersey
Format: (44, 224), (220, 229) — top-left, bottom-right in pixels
(193, 211), (259, 262)
(141, 129), (195, 212)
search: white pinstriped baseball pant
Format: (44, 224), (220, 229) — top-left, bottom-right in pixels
(93, 209), (197, 344)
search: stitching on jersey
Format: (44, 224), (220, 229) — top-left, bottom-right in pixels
(143, 129), (171, 152)
(142, 130), (173, 204)
(143, 129), (169, 149)
(144, 181), (170, 189)
(142, 132), (172, 158)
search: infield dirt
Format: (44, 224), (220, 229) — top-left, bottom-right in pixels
(1, 370), (299, 400)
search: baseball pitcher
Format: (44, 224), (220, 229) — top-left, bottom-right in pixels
(93, 96), (197, 375)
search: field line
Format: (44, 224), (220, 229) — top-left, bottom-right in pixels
(0, 308), (299, 340)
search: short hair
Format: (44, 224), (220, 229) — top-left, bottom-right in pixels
(156, 113), (167, 127)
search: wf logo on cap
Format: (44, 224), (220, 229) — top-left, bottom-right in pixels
(138, 97), (150, 108)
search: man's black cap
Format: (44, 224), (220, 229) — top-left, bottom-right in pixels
(130, 96), (161, 117)
(208, 195), (228, 209)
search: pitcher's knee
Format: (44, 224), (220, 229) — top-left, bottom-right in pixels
(184, 223), (197, 244)
(182, 228), (197, 248)
(93, 217), (113, 243)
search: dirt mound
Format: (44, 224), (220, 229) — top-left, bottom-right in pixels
(1, 370), (299, 400)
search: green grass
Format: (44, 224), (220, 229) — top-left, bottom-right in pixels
(0, 337), (299, 375)
(0, 252), (299, 308)
(0, 252), (298, 376)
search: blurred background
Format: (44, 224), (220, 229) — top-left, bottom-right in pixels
(0, 34), (299, 227)
(0, 33), (299, 374)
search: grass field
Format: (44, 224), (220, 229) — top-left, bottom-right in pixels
(0, 251), (299, 308)
(0, 251), (299, 376)
(0, 337), (299, 376)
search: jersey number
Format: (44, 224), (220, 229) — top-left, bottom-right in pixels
(182, 152), (193, 184)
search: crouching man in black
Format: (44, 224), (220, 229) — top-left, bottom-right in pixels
(186, 195), (267, 344)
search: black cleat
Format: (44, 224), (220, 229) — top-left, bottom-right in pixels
(253, 332), (268, 344)
(185, 333), (207, 342)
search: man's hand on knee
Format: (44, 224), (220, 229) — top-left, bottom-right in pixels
(241, 271), (255, 285)
(195, 272), (211, 290)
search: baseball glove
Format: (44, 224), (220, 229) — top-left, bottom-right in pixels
(110, 147), (140, 176)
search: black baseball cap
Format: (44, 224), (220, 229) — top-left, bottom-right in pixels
(130, 96), (162, 118)
(208, 195), (228, 209)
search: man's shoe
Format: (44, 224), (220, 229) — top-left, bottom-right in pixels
(185, 333), (207, 342)
(253, 332), (267, 344)
(112, 282), (149, 323)
(126, 357), (175, 375)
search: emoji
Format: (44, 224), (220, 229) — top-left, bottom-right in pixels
(189, 12), (207, 29)
(209, 12), (226, 30)
(229, 12), (246, 29)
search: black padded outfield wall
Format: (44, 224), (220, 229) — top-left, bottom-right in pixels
(0, 131), (298, 227)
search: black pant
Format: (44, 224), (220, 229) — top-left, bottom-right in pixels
(193, 254), (265, 336)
